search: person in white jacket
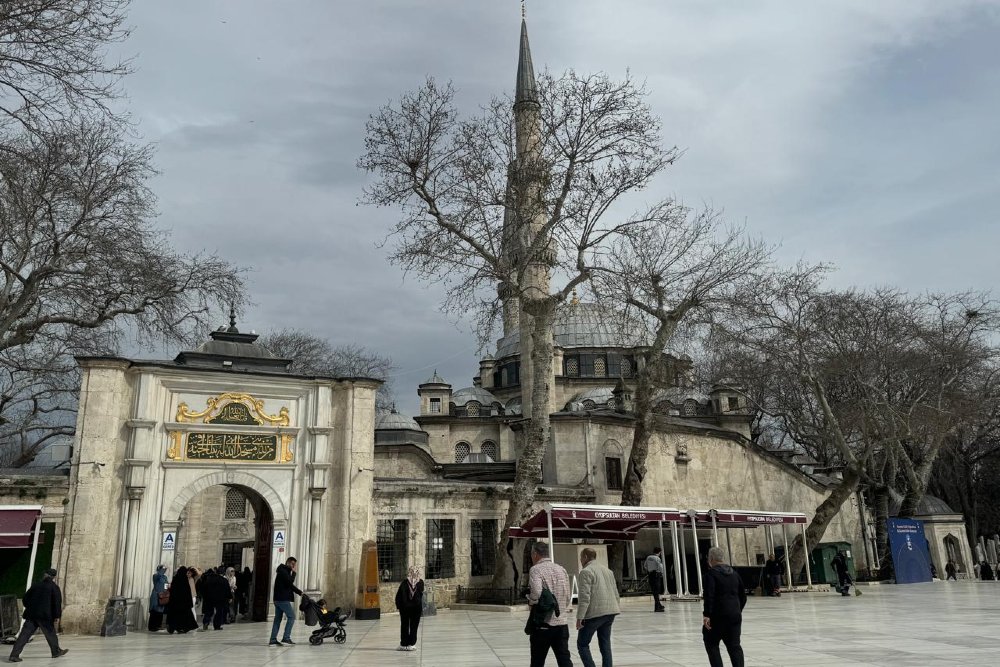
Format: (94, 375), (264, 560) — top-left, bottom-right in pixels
(576, 549), (621, 667)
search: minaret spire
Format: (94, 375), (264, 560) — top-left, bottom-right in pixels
(515, 9), (538, 107)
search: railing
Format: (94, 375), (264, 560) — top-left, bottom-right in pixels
(620, 576), (652, 597)
(454, 585), (517, 606)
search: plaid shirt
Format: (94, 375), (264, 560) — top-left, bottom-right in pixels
(528, 558), (572, 626)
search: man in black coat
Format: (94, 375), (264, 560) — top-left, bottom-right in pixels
(269, 557), (303, 646)
(8, 569), (69, 662)
(831, 551), (852, 596)
(702, 547), (746, 667)
(200, 568), (233, 630)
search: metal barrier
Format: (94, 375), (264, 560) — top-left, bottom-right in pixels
(620, 577), (652, 597)
(454, 585), (516, 606)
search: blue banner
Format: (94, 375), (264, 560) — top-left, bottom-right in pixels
(887, 518), (932, 584)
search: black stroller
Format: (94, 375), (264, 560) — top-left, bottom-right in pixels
(301, 597), (348, 645)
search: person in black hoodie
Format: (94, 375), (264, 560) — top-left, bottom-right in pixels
(200, 568), (233, 630)
(269, 557), (303, 647)
(8, 569), (68, 662)
(702, 547), (746, 667)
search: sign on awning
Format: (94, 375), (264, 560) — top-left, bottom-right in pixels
(0, 506), (42, 549)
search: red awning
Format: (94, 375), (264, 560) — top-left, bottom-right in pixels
(509, 504), (808, 541)
(0, 506), (42, 549)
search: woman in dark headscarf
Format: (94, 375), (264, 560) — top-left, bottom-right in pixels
(236, 567), (253, 619)
(148, 565), (169, 631)
(166, 566), (198, 634)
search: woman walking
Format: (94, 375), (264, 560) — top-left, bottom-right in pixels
(395, 565), (424, 652)
(225, 567), (238, 622)
(165, 567), (198, 634)
(148, 565), (169, 631)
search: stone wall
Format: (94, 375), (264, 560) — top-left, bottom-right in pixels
(174, 485), (256, 570)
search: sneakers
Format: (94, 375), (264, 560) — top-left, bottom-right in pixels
(269, 640), (283, 647)
(406, 646), (416, 651)
(53, 650), (69, 659)
(398, 645), (416, 651)
(282, 639), (295, 645)
(654, 607), (665, 612)
(9, 657), (23, 663)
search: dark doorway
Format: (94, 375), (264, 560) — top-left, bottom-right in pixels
(242, 488), (273, 622)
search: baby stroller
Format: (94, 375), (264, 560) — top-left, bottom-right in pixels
(303, 597), (348, 645)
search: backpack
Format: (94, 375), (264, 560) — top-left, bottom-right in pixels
(524, 587), (560, 635)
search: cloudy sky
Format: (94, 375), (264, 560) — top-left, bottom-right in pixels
(120, 0), (1000, 414)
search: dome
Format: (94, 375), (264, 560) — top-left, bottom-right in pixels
(566, 386), (616, 412)
(174, 325), (291, 372)
(890, 493), (957, 517)
(375, 410), (422, 431)
(451, 386), (500, 407)
(421, 369), (449, 386)
(495, 301), (651, 358)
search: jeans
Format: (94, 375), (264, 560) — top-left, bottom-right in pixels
(9, 619), (62, 658)
(703, 616), (744, 667)
(529, 624), (573, 667)
(577, 614), (615, 667)
(270, 601), (296, 642)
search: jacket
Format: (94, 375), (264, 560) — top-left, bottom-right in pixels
(576, 560), (620, 620)
(273, 563), (303, 602)
(394, 579), (425, 613)
(644, 554), (665, 575)
(22, 578), (62, 622)
(831, 554), (848, 575)
(702, 564), (746, 620)
(203, 572), (233, 605)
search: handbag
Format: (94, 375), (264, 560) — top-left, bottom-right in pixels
(158, 590), (170, 606)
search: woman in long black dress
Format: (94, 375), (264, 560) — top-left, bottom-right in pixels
(166, 566), (198, 633)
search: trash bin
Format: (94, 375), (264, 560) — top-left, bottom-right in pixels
(101, 596), (128, 637)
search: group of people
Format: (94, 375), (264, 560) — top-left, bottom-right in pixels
(525, 543), (747, 667)
(148, 564), (254, 634)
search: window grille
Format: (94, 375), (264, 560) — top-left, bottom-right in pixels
(470, 519), (498, 576)
(376, 519), (408, 581)
(224, 488), (246, 519)
(605, 457), (624, 491)
(430, 397), (441, 413)
(454, 442), (471, 463)
(683, 399), (698, 416)
(425, 519), (455, 579)
(594, 357), (607, 378)
(466, 402), (481, 417)
(221, 542), (243, 568)
(565, 357), (579, 377)
(619, 357), (633, 377)
(481, 441), (499, 462)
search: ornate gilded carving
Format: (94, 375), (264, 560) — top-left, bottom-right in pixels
(280, 434), (294, 463)
(175, 393), (290, 426)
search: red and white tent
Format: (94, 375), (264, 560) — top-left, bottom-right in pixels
(0, 505), (44, 591)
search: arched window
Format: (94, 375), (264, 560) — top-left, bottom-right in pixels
(594, 357), (607, 377)
(683, 399), (698, 416)
(224, 488), (246, 519)
(466, 401), (481, 417)
(454, 442), (471, 463)
(481, 441), (499, 462)
(606, 399), (616, 410)
(582, 400), (597, 410)
(620, 357), (633, 377)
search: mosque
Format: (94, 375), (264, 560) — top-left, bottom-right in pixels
(0, 15), (975, 635)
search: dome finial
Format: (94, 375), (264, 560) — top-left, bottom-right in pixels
(390, 402), (397, 413)
(522, 0), (526, 20)
(227, 304), (238, 333)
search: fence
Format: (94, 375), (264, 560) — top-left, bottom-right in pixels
(454, 585), (517, 606)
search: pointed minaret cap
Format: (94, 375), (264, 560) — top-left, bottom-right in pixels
(515, 13), (538, 106)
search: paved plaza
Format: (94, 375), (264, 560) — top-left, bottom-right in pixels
(9, 582), (1000, 666)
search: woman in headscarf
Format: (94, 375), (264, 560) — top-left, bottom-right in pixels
(148, 565), (169, 631)
(394, 565), (424, 651)
(165, 566), (198, 634)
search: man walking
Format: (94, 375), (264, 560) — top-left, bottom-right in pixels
(8, 569), (69, 663)
(831, 551), (852, 597)
(702, 547), (746, 667)
(576, 548), (619, 667)
(200, 568), (232, 630)
(526, 542), (573, 667)
(269, 557), (302, 647)
(945, 559), (958, 581)
(644, 547), (666, 612)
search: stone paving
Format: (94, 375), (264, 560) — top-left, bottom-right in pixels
(7, 581), (1000, 666)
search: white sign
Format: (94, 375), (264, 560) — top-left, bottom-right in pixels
(273, 530), (286, 548)
(162, 532), (176, 551)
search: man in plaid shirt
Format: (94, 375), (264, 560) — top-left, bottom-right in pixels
(527, 541), (574, 666)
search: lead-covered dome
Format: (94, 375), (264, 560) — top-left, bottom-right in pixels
(495, 302), (651, 359)
(451, 386), (500, 407)
(376, 410), (422, 431)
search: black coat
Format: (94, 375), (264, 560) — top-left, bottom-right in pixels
(236, 569), (252, 592)
(703, 565), (747, 621)
(22, 578), (62, 622)
(273, 564), (302, 602)
(831, 554), (849, 576)
(395, 579), (424, 614)
(202, 572), (233, 606)
(166, 569), (198, 632)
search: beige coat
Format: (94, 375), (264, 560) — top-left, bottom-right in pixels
(577, 560), (621, 620)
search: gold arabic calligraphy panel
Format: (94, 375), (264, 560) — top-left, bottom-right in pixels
(186, 432), (278, 461)
(167, 392), (294, 463)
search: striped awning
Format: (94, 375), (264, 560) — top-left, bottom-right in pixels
(0, 505), (42, 549)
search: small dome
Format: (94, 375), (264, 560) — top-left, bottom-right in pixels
(451, 386), (499, 407)
(422, 369), (448, 385)
(375, 410), (422, 431)
(890, 493), (956, 517)
(496, 301), (651, 359)
(566, 386), (616, 412)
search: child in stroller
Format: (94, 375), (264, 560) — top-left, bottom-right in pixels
(306, 598), (348, 645)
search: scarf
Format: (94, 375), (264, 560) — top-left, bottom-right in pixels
(407, 565), (421, 590)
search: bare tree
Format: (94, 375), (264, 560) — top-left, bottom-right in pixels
(592, 209), (772, 576)
(258, 329), (394, 410)
(0, 0), (132, 131)
(360, 70), (680, 586)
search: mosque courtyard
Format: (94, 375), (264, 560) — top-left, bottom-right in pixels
(15, 581), (999, 666)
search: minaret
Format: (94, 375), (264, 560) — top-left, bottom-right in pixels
(501, 8), (551, 417)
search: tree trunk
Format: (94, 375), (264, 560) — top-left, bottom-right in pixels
(872, 487), (892, 578)
(787, 465), (860, 579)
(491, 300), (555, 588)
